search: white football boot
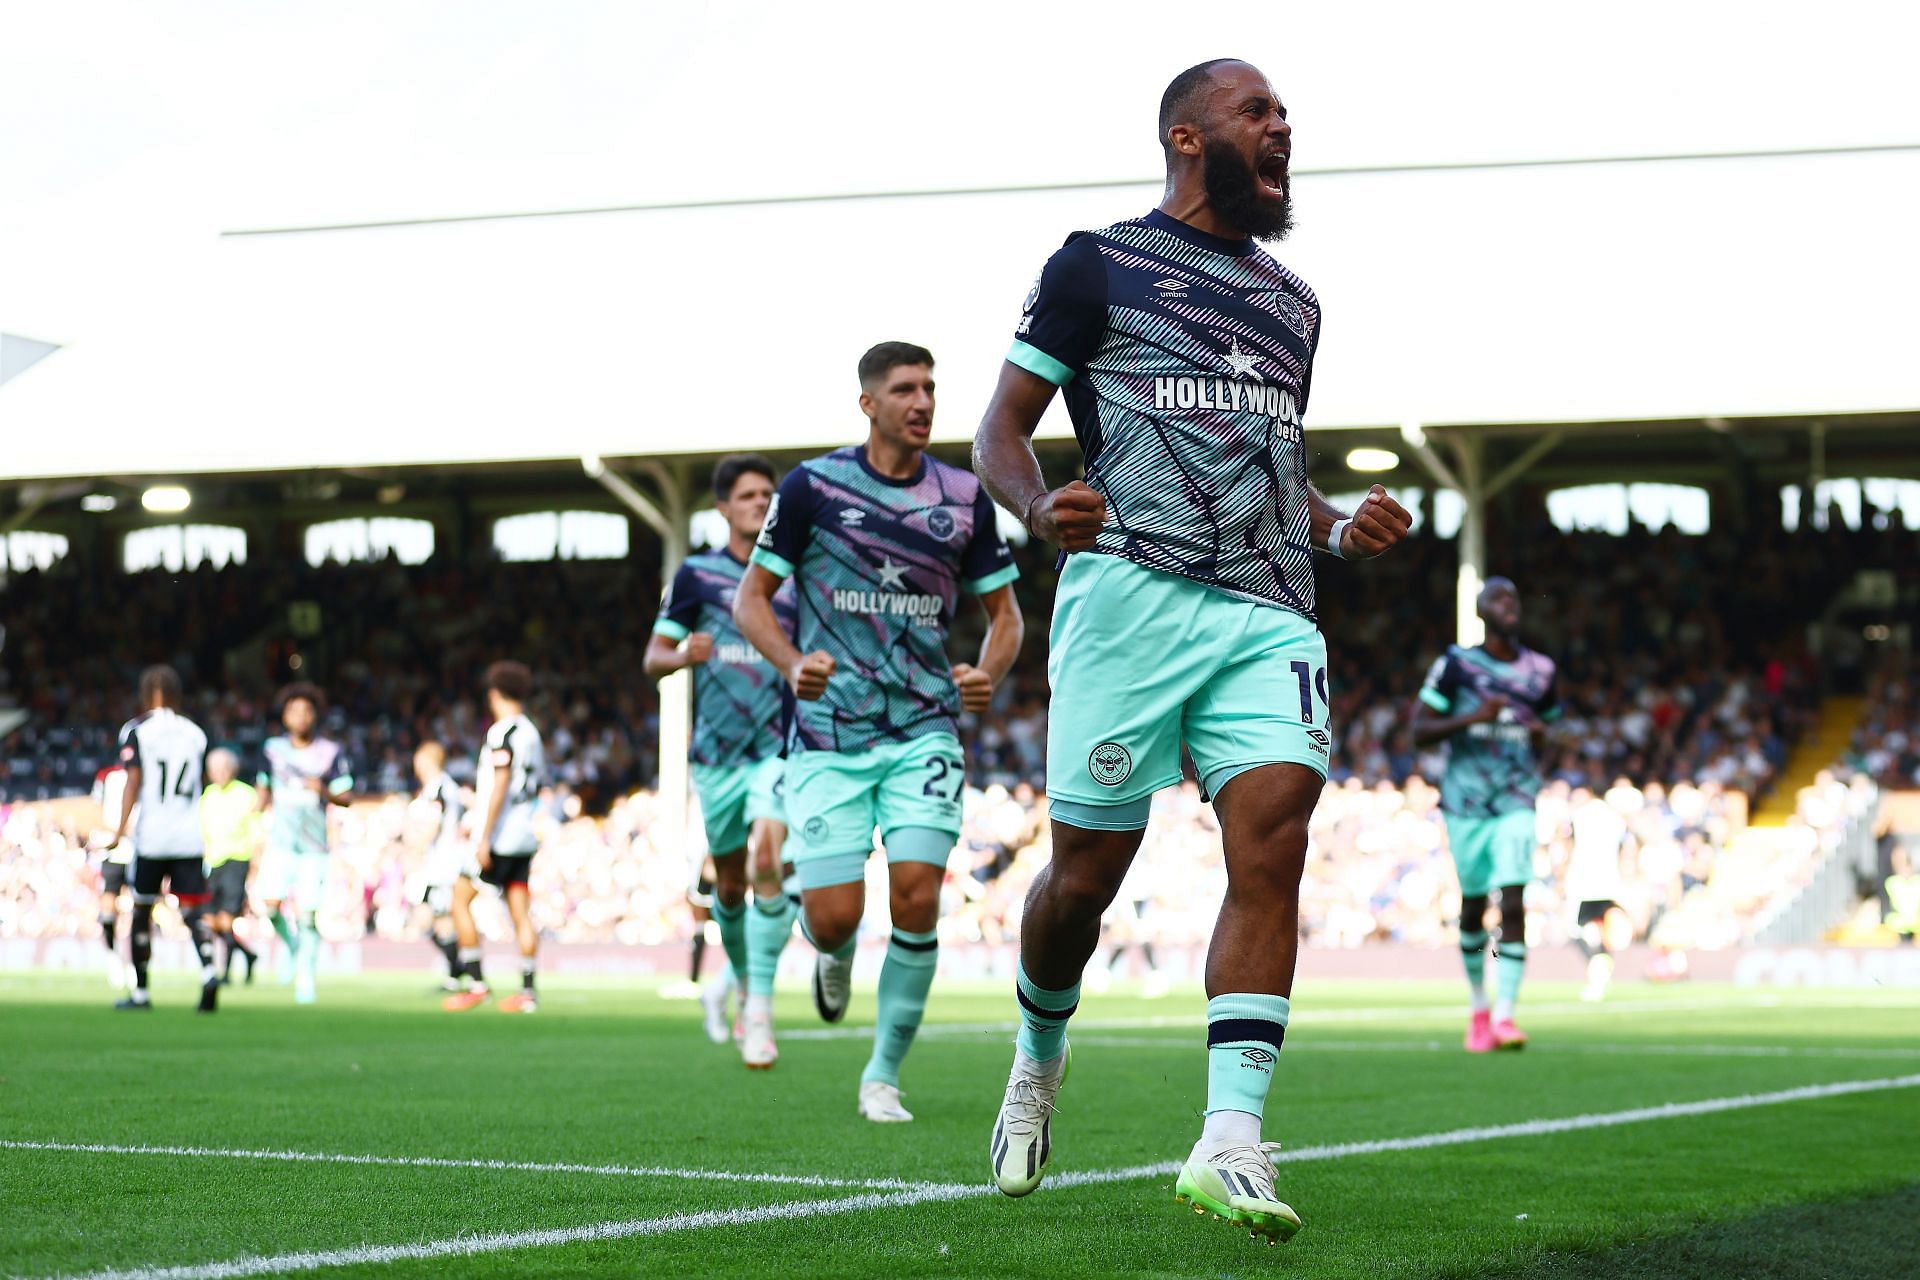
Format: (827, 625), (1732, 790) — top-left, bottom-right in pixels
(990, 1044), (1069, 1196)
(1175, 1142), (1302, 1244)
(857, 1081), (913, 1123)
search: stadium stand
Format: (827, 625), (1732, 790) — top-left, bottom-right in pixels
(2, 503), (1911, 956)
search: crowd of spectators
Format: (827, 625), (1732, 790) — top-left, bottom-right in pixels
(1, 761), (1872, 964)
(3, 513), (1903, 806)
(1, 505), (1912, 959)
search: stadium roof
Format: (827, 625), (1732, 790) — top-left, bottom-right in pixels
(3, 3), (1918, 481)
(5, 146), (1916, 483)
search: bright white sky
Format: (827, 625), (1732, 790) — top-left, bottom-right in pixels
(3, 1), (1918, 476)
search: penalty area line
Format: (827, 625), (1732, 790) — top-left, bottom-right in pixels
(0, 1138), (930, 1192)
(34, 1073), (1920, 1280)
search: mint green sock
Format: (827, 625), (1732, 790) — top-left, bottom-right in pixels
(861, 928), (939, 1087)
(1015, 962), (1079, 1063)
(1460, 928), (1489, 1003)
(1205, 993), (1290, 1119)
(296, 917), (321, 983)
(1496, 941), (1527, 1012)
(746, 893), (797, 997)
(712, 896), (748, 979)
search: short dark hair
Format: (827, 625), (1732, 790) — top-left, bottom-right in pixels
(857, 341), (934, 388)
(138, 664), (182, 709)
(1158, 58), (1241, 150)
(485, 660), (533, 703)
(712, 453), (777, 503)
(275, 681), (326, 716)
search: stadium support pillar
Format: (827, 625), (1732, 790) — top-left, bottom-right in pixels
(1400, 424), (1483, 646)
(583, 456), (694, 853)
(1401, 424), (1562, 647)
(1454, 436), (1488, 648)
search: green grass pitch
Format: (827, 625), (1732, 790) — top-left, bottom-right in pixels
(2, 970), (1915, 1278)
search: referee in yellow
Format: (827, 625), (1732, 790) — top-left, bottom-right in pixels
(201, 748), (262, 983)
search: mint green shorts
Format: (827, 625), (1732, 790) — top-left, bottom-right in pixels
(691, 757), (787, 855)
(1444, 810), (1537, 897)
(783, 733), (965, 890)
(258, 850), (329, 908)
(1046, 553), (1330, 830)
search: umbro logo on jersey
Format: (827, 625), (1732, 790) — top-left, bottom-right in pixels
(1153, 277), (1190, 298)
(839, 508), (866, 526)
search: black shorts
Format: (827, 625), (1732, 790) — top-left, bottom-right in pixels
(1577, 899), (1618, 927)
(101, 861), (130, 896)
(479, 854), (534, 891)
(131, 855), (209, 906)
(208, 861), (250, 915)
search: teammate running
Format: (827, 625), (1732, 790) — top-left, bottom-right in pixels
(91, 763), (132, 991)
(106, 665), (220, 1013)
(735, 340), (1023, 1122)
(200, 748), (261, 983)
(257, 683), (356, 1005)
(646, 454), (801, 1068)
(1412, 576), (1560, 1051)
(971, 60), (1410, 1239)
(443, 661), (546, 1014)
(412, 741), (466, 993)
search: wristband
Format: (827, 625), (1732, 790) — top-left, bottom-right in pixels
(1325, 517), (1352, 560)
(1022, 492), (1047, 535)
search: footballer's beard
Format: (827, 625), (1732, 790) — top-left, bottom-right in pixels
(1202, 143), (1294, 242)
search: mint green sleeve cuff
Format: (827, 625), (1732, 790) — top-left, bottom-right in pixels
(964, 564), (1020, 595)
(1007, 340), (1075, 387)
(652, 619), (691, 642)
(1419, 688), (1452, 713)
(328, 775), (355, 796)
(749, 547), (794, 579)
(1541, 705), (1564, 723)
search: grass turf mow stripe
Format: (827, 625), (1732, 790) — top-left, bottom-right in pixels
(0, 1139), (929, 1191)
(32, 1073), (1920, 1280)
(778, 992), (1920, 1040)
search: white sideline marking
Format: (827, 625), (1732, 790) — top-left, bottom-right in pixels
(0, 1139), (926, 1192)
(37, 1073), (1920, 1280)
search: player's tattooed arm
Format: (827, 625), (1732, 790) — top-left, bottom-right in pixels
(972, 363), (1106, 552)
(734, 563), (834, 700)
(953, 584), (1025, 714)
(1311, 482), (1412, 559)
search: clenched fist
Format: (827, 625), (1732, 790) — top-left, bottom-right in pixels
(684, 632), (715, 665)
(789, 650), (836, 701)
(1029, 481), (1107, 552)
(951, 662), (994, 714)
(1339, 485), (1413, 560)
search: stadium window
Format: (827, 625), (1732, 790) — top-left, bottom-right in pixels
(123, 524), (247, 573)
(303, 517), (435, 567)
(1783, 478), (1920, 532)
(4, 531), (68, 572)
(688, 509), (730, 552)
(1547, 484), (1708, 535)
(492, 510), (630, 562)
